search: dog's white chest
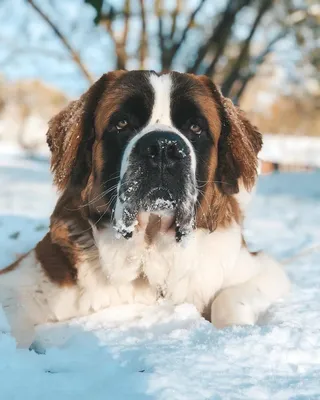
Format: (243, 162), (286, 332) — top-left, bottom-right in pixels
(90, 224), (242, 313)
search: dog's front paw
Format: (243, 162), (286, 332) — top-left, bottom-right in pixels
(211, 288), (256, 329)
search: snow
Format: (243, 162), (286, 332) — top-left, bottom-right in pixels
(1, 147), (320, 399)
(150, 198), (176, 211)
(114, 214), (138, 239)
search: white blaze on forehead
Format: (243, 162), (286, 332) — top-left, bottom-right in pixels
(148, 73), (172, 125)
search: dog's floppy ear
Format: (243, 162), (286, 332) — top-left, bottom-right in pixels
(212, 88), (262, 195)
(216, 95), (262, 195)
(196, 76), (262, 195)
(47, 74), (109, 191)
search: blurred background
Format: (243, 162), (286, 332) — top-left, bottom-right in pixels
(0, 0), (319, 171)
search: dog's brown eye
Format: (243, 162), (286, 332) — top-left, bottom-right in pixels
(116, 120), (128, 130)
(190, 123), (202, 135)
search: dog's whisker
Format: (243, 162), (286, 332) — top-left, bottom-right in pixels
(70, 184), (119, 210)
(197, 179), (233, 187)
(100, 175), (121, 187)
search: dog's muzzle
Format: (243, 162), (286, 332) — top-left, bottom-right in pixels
(114, 130), (197, 241)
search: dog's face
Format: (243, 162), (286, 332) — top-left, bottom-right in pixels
(48, 71), (262, 241)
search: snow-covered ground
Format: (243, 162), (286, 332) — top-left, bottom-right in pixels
(1, 146), (320, 400)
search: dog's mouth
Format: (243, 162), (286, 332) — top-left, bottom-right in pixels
(113, 187), (195, 242)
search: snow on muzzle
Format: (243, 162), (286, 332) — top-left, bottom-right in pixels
(113, 129), (198, 241)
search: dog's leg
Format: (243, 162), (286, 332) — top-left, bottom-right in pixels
(1, 289), (36, 348)
(211, 251), (290, 328)
(4, 308), (36, 348)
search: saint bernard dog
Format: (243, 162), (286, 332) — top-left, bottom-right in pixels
(0, 71), (290, 347)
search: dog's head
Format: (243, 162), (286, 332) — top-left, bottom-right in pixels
(48, 71), (262, 241)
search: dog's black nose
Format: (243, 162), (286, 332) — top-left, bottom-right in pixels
(136, 131), (189, 168)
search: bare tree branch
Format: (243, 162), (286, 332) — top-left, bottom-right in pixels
(99, 9), (148, 25)
(221, 0), (273, 96)
(139, 0), (147, 69)
(169, 0), (182, 40)
(163, 0), (207, 70)
(106, 24), (127, 69)
(203, 0), (265, 77)
(103, 9), (127, 69)
(156, 0), (166, 69)
(187, 0), (251, 73)
(26, 0), (94, 84)
(233, 30), (287, 103)
(122, 0), (130, 50)
(202, 8), (240, 76)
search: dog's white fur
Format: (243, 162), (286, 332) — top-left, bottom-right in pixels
(0, 73), (290, 347)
